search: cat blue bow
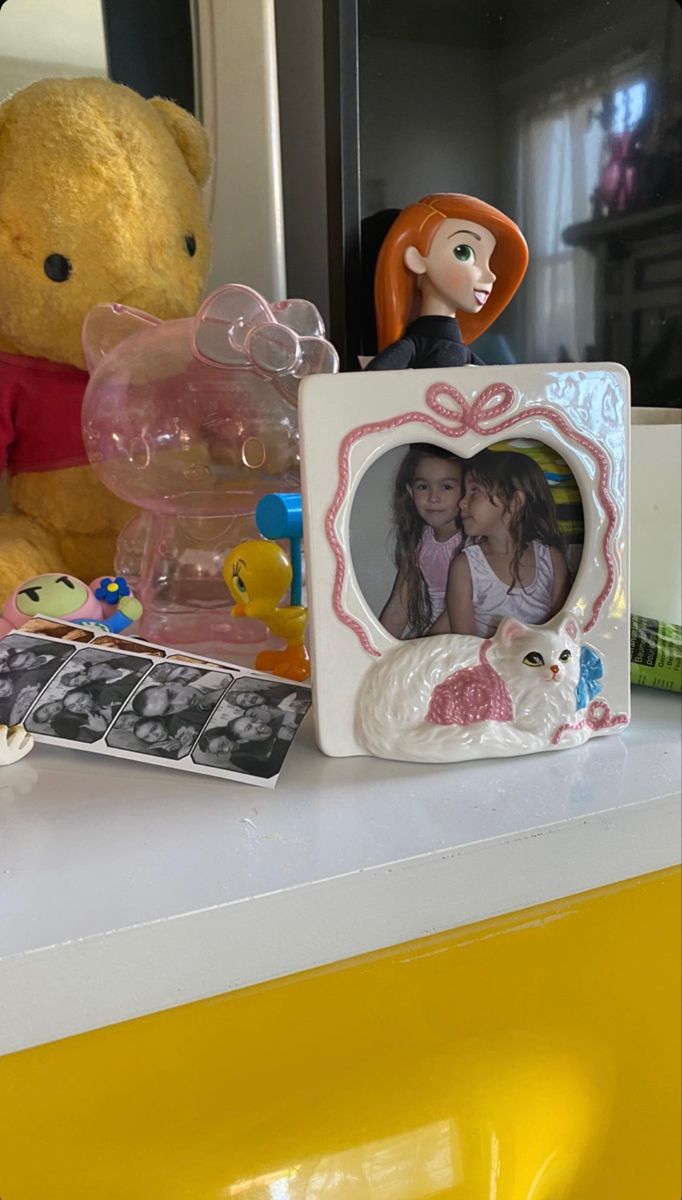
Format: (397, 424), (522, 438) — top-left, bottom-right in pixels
(576, 644), (603, 711)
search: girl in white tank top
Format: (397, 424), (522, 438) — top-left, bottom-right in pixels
(446, 449), (571, 638)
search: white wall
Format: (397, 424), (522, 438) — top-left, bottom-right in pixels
(0, 0), (107, 99)
(0, 0), (107, 67)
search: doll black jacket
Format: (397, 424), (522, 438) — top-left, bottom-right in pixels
(365, 315), (484, 370)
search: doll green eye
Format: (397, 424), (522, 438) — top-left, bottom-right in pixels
(453, 244), (475, 263)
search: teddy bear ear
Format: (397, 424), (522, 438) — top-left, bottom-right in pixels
(82, 304), (162, 373)
(148, 97), (211, 187)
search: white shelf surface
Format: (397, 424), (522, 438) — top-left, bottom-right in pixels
(0, 688), (679, 1055)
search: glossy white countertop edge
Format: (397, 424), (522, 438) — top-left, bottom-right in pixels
(0, 689), (679, 1055)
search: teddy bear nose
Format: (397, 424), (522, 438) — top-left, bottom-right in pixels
(44, 254), (72, 283)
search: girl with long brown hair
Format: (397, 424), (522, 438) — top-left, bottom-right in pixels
(366, 193), (528, 370)
(446, 449), (571, 638)
(380, 443), (464, 638)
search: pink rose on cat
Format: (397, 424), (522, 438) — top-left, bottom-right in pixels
(426, 639), (513, 725)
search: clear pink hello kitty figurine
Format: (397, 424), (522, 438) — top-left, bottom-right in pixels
(81, 285), (338, 658)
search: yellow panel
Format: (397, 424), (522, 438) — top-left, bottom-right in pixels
(0, 868), (679, 1199)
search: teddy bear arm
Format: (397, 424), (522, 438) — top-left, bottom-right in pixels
(0, 512), (63, 597)
(9, 466), (137, 585)
(10, 466), (135, 535)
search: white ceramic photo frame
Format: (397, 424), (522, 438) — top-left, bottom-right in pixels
(299, 364), (630, 762)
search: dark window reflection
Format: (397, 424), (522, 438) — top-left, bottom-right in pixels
(359, 0), (681, 406)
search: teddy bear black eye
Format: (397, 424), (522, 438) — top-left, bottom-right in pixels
(184, 233), (196, 257)
(44, 254), (72, 283)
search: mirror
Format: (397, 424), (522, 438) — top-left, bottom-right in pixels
(357, 0), (681, 406)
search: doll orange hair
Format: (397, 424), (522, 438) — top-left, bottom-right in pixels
(374, 194), (529, 350)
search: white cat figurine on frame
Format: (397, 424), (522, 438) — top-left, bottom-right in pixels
(357, 613), (621, 762)
(299, 365), (630, 764)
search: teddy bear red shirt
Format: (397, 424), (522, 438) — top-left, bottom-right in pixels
(0, 350), (89, 474)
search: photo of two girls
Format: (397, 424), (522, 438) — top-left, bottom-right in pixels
(351, 440), (584, 642)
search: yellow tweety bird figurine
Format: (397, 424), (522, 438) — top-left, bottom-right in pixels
(223, 541), (310, 681)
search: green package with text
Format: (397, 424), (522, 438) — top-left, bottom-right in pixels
(630, 615), (682, 693)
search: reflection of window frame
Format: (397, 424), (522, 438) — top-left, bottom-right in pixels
(610, 79), (648, 134)
(510, 56), (654, 362)
(513, 86), (604, 361)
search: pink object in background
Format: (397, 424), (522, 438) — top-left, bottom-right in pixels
(81, 285), (338, 660)
(597, 133), (638, 215)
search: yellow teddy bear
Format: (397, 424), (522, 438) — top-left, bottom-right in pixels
(0, 76), (211, 597)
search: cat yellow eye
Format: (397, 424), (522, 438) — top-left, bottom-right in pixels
(522, 652), (545, 667)
(559, 649), (572, 662)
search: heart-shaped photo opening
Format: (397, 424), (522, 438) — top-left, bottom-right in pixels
(350, 437), (584, 641)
